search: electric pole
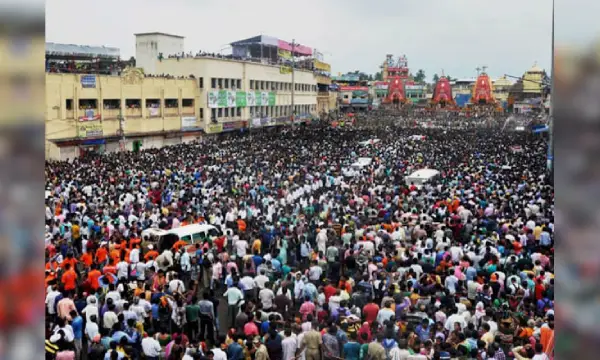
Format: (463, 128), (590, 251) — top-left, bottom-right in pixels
(291, 39), (296, 123)
(118, 107), (125, 151)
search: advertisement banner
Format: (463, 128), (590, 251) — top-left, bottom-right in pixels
(79, 109), (101, 121)
(80, 74), (96, 88)
(149, 107), (159, 116)
(251, 118), (261, 127)
(268, 92), (276, 106)
(222, 121), (246, 131)
(247, 91), (256, 106)
(226, 91), (236, 107)
(181, 116), (197, 129)
(205, 123), (223, 134)
(280, 66), (292, 74)
(339, 86), (369, 92)
(207, 91), (219, 108)
(77, 121), (103, 138)
(314, 60), (331, 72)
(278, 48), (292, 59)
(260, 92), (269, 106)
(236, 91), (247, 107)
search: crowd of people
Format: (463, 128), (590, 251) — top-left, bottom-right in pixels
(45, 118), (554, 360)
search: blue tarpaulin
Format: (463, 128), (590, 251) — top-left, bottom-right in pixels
(532, 125), (549, 133)
(455, 94), (471, 107)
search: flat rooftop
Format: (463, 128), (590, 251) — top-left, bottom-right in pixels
(134, 32), (184, 39)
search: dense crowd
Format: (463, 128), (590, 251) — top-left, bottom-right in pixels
(45, 119), (554, 360)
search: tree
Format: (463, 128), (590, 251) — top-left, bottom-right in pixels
(432, 73), (440, 84)
(128, 56), (136, 67)
(374, 72), (383, 81)
(414, 69), (426, 83)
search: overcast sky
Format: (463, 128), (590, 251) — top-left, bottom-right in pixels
(46, 0), (599, 80)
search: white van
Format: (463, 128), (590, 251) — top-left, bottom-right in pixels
(351, 157), (373, 169)
(149, 224), (222, 252)
(405, 169), (440, 188)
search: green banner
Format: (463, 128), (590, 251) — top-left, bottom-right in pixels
(268, 92), (276, 106)
(217, 90), (227, 107)
(207, 90), (275, 108)
(236, 91), (247, 107)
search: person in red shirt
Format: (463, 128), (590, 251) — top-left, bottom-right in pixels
(61, 263), (78, 292)
(214, 236), (225, 252)
(173, 239), (188, 252)
(323, 280), (337, 302)
(535, 279), (545, 301)
(363, 301), (380, 324)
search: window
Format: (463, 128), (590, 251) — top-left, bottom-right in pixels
(66, 99), (73, 110)
(236, 108), (241, 117)
(236, 79), (241, 89)
(211, 78), (216, 88)
(250, 80), (254, 89)
(217, 108), (222, 117)
(181, 235), (192, 244)
(192, 233), (203, 242)
(103, 99), (120, 109)
(199, 77), (204, 88)
(182, 99), (194, 107)
(224, 108), (229, 117)
(165, 99), (178, 108)
(224, 79), (229, 88)
(125, 99), (141, 108)
(218, 78), (223, 89)
(145, 99), (159, 108)
(78, 99), (97, 109)
(211, 108), (216, 120)
(200, 108), (204, 119)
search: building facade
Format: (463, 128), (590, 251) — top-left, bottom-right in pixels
(153, 57), (317, 129)
(45, 68), (200, 160)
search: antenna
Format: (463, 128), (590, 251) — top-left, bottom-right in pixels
(482, 65), (488, 74)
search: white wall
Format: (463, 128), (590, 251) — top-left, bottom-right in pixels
(136, 34), (184, 75)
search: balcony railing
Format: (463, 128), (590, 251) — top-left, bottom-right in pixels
(164, 107), (180, 116)
(318, 92), (330, 97)
(124, 107), (142, 118)
(103, 108), (120, 119)
(181, 106), (195, 115)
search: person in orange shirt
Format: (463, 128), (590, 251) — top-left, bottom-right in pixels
(61, 253), (78, 271)
(80, 252), (93, 268)
(144, 245), (159, 261)
(172, 239), (188, 252)
(61, 263), (78, 292)
(237, 218), (247, 233)
(540, 320), (554, 355)
(96, 245), (108, 265)
(45, 270), (57, 289)
(129, 237), (142, 250)
(87, 264), (102, 291)
(103, 260), (117, 275)
(46, 259), (59, 272)
(109, 246), (121, 265)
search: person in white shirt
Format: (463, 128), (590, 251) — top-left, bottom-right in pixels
(141, 332), (163, 359)
(259, 283), (275, 311)
(168, 273), (186, 293)
(129, 246), (140, 264)
(211, 347), (227, 360)
(84, 315), (100, 344)
(235, 239), (248, 257)
(45, 284), (61, 316)
(116, 259), (129, 280)
(223, 284), (244, 328)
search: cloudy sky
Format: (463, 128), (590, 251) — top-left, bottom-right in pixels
(46, 0), (598, 81)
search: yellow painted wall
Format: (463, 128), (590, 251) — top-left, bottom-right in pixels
(522, 71), (544, 93)
(46, 72), (199, 141)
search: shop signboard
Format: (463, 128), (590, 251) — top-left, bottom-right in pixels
(77, 121), (103, 138)
(251, 118), (261, 128)
(205, 123), (223, 134)
(181, 116), (198, 130)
